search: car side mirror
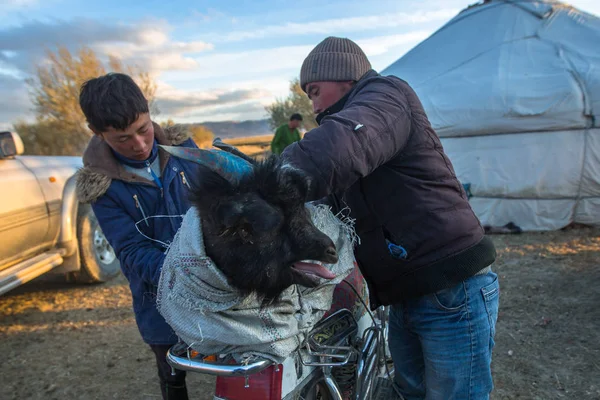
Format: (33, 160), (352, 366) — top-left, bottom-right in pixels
(0, 131), (25, 158)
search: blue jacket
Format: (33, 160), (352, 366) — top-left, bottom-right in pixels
(76, 123), (200, 345)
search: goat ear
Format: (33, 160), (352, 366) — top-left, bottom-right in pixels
(276, 164), (310, 204)
(189, 164), (234, 208)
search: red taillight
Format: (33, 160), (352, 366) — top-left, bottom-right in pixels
(214, 364), (283, 400)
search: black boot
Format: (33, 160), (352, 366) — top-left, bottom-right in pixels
(161, 382), (189, 400)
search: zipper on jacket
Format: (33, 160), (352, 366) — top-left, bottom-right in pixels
(180, 171), (191, 189)
(146, 161), (164, 198)
(133, 194), (150, 227)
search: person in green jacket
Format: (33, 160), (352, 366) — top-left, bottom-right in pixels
(271, 113), (303, 155)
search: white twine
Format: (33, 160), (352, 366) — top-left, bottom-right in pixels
(134, 214), (185, 250)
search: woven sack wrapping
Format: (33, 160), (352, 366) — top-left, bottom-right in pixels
(156, 203), (356, 363)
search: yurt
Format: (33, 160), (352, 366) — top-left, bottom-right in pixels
(382, 0), (600, 231)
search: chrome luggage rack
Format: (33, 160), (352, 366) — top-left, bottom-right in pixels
(165, 308), (359, 376)
(166, 343), (274, 377)
(299, 308), (359, 367)
(165, 307), (388, 399)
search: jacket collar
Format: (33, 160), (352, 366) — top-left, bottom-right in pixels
(111, 140), (159, 169)
(81, 122), (188, 185)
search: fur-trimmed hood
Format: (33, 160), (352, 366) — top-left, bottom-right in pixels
(75, 122), (191, 204)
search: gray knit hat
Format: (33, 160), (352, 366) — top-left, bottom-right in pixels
(300, 36), (372, 92)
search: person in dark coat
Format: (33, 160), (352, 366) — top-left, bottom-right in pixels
(281, 37), (499, 399)
(75, 73), (198, 400)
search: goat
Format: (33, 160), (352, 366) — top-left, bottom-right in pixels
(160, 142), (339, 301)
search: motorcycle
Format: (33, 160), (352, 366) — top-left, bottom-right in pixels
(166, 266), (400, 400)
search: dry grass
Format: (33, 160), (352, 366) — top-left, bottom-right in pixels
(224, 135), (272, 158)
(195, 134), (273, 158)
(223, 134), (273, 147)
(490, 226), (600, 399)
(1, 226), (599, 399)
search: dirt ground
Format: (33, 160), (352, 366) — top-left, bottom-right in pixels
(1, 226), (599, 400)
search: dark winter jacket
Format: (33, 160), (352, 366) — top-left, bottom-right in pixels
(75, 123), (200, 345)
(282, 70), (496, 307)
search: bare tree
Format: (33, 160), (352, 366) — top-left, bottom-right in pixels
(265, 78), (317, 132)
(17, 46), (157, 155)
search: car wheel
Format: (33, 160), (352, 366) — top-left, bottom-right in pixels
(72, 203), (120, 283)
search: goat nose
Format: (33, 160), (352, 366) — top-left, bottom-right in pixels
(326, 246), (338, 260)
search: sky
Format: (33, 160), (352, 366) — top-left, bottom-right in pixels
(1, 0), (599, 130)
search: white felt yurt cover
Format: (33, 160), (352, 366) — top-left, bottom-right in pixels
(382, 0), (600, 231)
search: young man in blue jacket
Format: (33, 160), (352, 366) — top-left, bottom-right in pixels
(282, 37), (499, 399)
(75, 73), (198, 400)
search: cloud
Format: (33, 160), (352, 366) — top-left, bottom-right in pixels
(0, 73), (31, 130)
(189, 8), (228, 22)
(161, 30), (428, 87)
(0, 19), (153, 51)
(193, 44), (313, 78)
(155, 82), (271, 117)
(165, 101), (268, 123)
(154, 44), (314, 90)
(153, 29), (433, 122)
(0, 0), (39, 16)
(212, 9), (459, 42)
(560, 0), (600, 16)
(0, 4), (458, 127)
(356, 31), (433, 57)
(0, 18), (213, 73)
(0, 18), (214, 127)
(94, 37), (213, 73)
(4, 0), (36, 4)
(2, 0), (37, 7)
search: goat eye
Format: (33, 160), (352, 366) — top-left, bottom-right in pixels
(238, 224), (254, 243)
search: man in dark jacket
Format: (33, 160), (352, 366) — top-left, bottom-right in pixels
(281, 37), (499, 399)
(75, 73), (198, 400)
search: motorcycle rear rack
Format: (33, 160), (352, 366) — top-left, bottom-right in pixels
(166, 309), (361, 374)
(166, 344), (273, 377)
(299, 308), (359, 367)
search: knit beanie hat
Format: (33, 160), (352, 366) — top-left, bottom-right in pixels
(300, 36), (372, 92)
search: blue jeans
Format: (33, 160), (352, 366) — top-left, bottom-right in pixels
(388, 269), (499, 400)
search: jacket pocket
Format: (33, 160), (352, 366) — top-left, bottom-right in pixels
(382, 227), (409, 261)
(354, 226), (411, 284)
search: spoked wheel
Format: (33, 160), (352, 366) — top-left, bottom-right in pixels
(302, 379), (335, 400)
